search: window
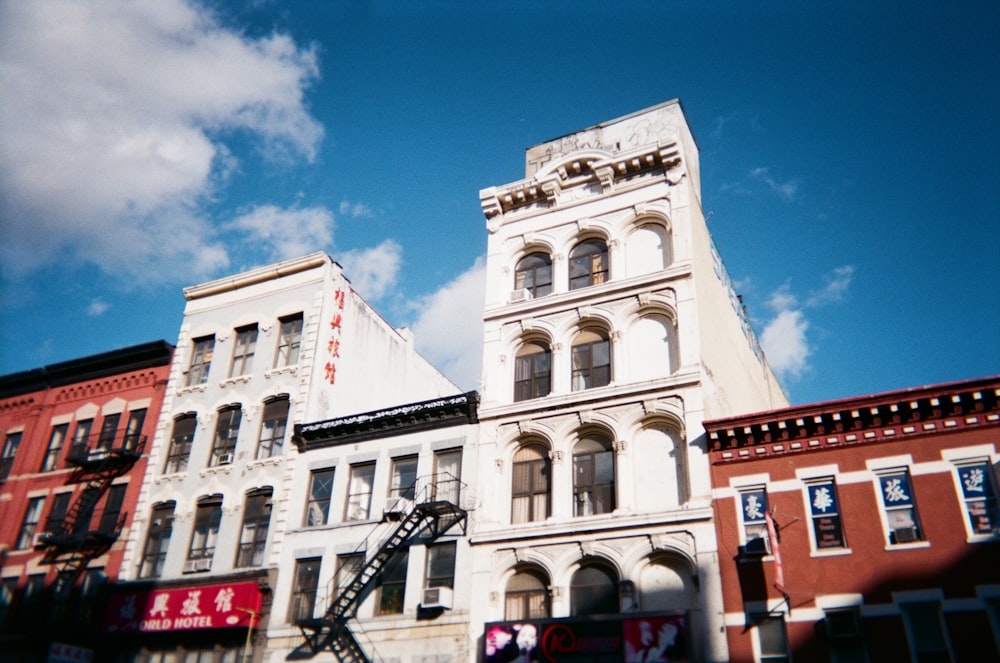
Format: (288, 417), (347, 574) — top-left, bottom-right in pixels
(512, 444), (550, 524)
(256, 396), (289, 459)
(45, 492), (72, 535)
(68, 420), (92, 461)
(289, 557), (322, 622)
(229, 325), (258, 377)
(954, 460), (999, 535)
(77, 568), (107, 626)
(378, 549), (408, 615)
(569, 238), (608, 290)
(164, 414), (196, 474)
(123, 409), (147, 450)
(16, 497), (45, 549)
(739, 487), (771, 555)
(900, 602), (953, 662)
(96, 413), (121, 452)
(346, 463), (376, 521)
(389, 455), (418, 501)
(305, 468), (335, 527)
(139, 502), (175, 579)
(573, 434), (615, 516)
(0, 431), (21, 481)
(807, 478), (847, 549)
(571, 330), (611, 390)
(188, 496), (223, 563)
(186, 336), (215, 387)
(0, 577), (17, 630)
(426, 542), (456, 589)
(433, 449), (462, 504)
(514, 342), (551, 401)
(98, 484), (128, 535)
(876, 469), (923, 544)
(754, 614), (790, 663)
(570, 563), (618, 616)
(41, 423), (69, 471)
(236, 489), (272, 567)
(21, 574), (46, 622)
(505, 568), (550, 620)
(336, 554), (365, 595)
(825, 607), (868, 663)
(275, 314), (304, 368)
(51, 570), (75, 622)
(210, 406), (242, 466)
(514, 252), (552, 298)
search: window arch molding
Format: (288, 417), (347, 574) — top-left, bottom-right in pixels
(624, 305), (680, 381)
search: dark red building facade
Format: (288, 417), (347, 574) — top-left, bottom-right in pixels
(0, 341), (173, 661)
(706, 376), (1000, 662)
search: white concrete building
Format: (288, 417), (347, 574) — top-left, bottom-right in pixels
(108, 252), (457, 662)
(468, 100), (788, 663)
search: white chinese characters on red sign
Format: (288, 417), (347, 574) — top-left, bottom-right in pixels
(104, 581), (262, 633)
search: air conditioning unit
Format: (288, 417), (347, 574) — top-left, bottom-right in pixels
(217, 453), (234, 465)
(893, 526), (919, 543)
(383, 497), (412, 521)
(421, 586), (453, 610)
(183, 558), (212, 573)
(509, 289), (533, 304)
(32, 532), (49, 549)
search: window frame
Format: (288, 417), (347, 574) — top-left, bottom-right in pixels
(425, 542), (457, 589)
(164, 414), (196, 474)
(16, 496), (45, 549)
(571, 330), (611, 391)
(139, 502), (175, 579)
(123, 409), (147, 451)
(209, 406), (242, 466)
(874, 468), (924, 546)
(569, 562), (619, 617)
(236, 489), (273, 568)
(899, 601), (954, 662)
(346, 462), (376, 521)
(432, 448), (462, 504)
(824, 607), (869, 663)
(98, 483), (128, 535)
(511, 444), (551, 524)
(569, 238), (609, 290)
(514, 252), (553, 298)
(41, 423), (69, 472)
(377, 549), (409, 616)
(229, 324), (258, 377)
(0, 431), (22, 481)
(738, 486), (771, 556)
(389, 455), (418, 501)
(304, 468), (335, 527)
(952, 458), (999, 537)
(753, 613), (791, 663)
(504, 568), (550, 621)
(256, 397), (289, 460)
(289, 557), (322, 623)
(805, 477), (848, 551)
(572, 435), (616, 517)
(275, 313), (304, 368)
(187, 496), (223, 563)
(186, 335), (215, 387)
(514, 342), (551, 402)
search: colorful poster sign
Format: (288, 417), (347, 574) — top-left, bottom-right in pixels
(485, 615), (688, 663)
(104, 581), (262, 634)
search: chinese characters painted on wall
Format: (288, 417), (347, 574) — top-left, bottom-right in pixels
(324, 288), (346, 385)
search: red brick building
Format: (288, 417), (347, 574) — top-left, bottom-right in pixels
(0, 341), (173, 660)
(706, 376), (1000, 662)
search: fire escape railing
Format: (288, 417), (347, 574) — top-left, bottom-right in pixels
(295, 473), (467, 662)
(34, 430), (146, 583)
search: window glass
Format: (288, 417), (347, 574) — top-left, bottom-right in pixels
(756, 615), (790, 662)
(806, 478), (847, 549)
(275, 314), (304, 368)
(188, 496), (223, 563)
(825, 608), (868, 663)
(96, 413), (121, 451)
(954, 460), (999, 535)
(514, 342), (551, 401)
(433, 449), (462, 504)
(257, 397), (289, 459)
(68, 420), (92, 461)
(739, 487), (770, 555)
(0, 577), (18, 629)
(378, 549), (408, 615)
(0, 432), (21, 481)
(229, 325), (258, 377)
(210, 406), (242, 466)
(17, 496), (45, 549)
(573, 435), (615, 516)
(390, 456), (418, 501)
(289, 557), (322, 622)
(124, 409), (147, 451)
(305, 469), (335, 527)
(165, 414), (196, 474)
(426, 542), (456, 589)
(570, 564), (618, 616)
(876, 469), (923, 544)
(186, 336), (215, 387)
(236, 489), (272, 567)
(140, 503), (175, 579)
(514, 252), (552, 298)
(900, 602), (953, 662)
(98, 484), (128, 534)
(336, 554), (365, 594)
(569, 238), (609, 290)
(505, 569), (549, 620)
(41, 423), (69, 471)
(45, 492), (72, 535)
(347, 463), (376, 521)
(571, 330), (611, 390)
(512, 445), (550, 524)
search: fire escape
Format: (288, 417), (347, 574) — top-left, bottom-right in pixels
(34, 428), (145, 586)
(295, 476), (467, 663)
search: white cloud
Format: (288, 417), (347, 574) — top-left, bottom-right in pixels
(87, 298), (111, 317)
(760, 309), (810, 381)
(228, 205), (334, 263)
(339, 201), (373, 218)
(337, 240), (403, 302)
(0, 0), (322, 281)
(749, 167), (799, 200)
(806, 265), (854, 307)
(409, 258), (486, 391)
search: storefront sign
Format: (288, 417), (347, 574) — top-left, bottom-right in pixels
(485, 615), (688, 662)
(104, 581), (262, 634)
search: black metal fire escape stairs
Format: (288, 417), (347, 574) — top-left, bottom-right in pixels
(295, 476), (467, 663)
(34, 431), (146, 586)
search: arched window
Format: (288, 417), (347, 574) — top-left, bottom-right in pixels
(188, 495), (223, 565)
(512, 444), (550, 524)
(505, 568), (550, 620)
(573, 434), (615, 516)
(625, 223), (671, 276)
(164, 414), (196, 474)
(257, 396), (289, 460)
(236, 488), (273, 568)
(629, 314), (677, 381)
(638, 556), (696, 612)
(569, 239), (609, 290)
(570, 562), (619, 616)
(514, 342), (551, 401)
(514, 252), (553, 298)
(571, 329), (611, 390)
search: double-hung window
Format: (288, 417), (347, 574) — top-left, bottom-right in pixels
(1, 432), (23, 481)
(739, 487), (770, 555)
(187, 496), (223, 565)
(954, 459), (999, 536)
(425, 542), (456, 589)
(41, 424), (69, 472)
(378, 549), (408, 615)
(806, 478), (847, 550)
(97, 484), (127, 535)
(346, 463), (376, 521)
(275, 314), (304, 368)
(433, 449), (462, 504)
(139, 502), (174, 579)
(256, 397), (289, 459)
(164, 414), (196, 473)
(236, 489), (272, 567)
(900, 602), (954, 662)
(230, 325), (258, 377)
(754, 613), (791, 663)
(571, 330), (611, 390)
(512, 445), (550, 524)
(96, 413), (120, 452)
(825, 607), (868, 663)
(210, 406), (242, 466)
(17, 497), (45, 549)
(186, 336), (215, 386)
(305, 469), (335, 527)
(569, 238), (609, 290)
(514, 253), (552, 298)
(68, 420), (92, 461)
(389, 456), (418, 502)
(876, 469), (923, 544)
(289, 557), (322, 622)
(45, 492), (72, 536)
(123, 409), (147, 450)
(514, 342), (551, 401)
(573, 435), (615, 516)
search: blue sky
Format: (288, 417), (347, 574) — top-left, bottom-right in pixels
(1, 0), (997, 406)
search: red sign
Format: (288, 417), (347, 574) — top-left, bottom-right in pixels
(104, 581), (262, 634)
